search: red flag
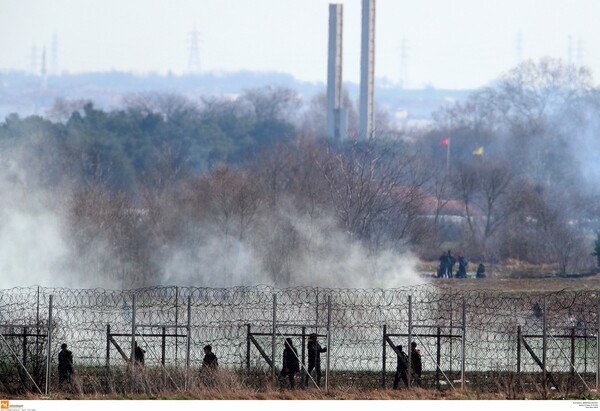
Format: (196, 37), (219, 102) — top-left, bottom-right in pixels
(440, 137), (449, 146)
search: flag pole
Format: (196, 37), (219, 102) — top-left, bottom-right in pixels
(446, 138), (451, 174)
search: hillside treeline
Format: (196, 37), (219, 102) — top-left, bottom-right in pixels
(1, 58), (600, 287)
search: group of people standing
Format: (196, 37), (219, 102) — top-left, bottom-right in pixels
(392, 342), (423, 389)
(437, 250), (486, 279)
(279, 333), (327, 389)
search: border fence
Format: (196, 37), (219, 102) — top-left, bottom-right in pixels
(0, 284), (598, 395)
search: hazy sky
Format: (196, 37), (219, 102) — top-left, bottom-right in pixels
(0, 0), (598, 89)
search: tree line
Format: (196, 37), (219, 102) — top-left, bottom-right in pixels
(1, 58), (599, 287)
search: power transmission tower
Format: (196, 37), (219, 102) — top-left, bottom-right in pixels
(399, 36), (408, 89)
(515, 31), (523, 66)
(188, 25), (201, 74)
(30, 45), (39, 75)
(576, 37), (584, 67)
(51, 32), (59, 75)
(567, 34), (573, 66)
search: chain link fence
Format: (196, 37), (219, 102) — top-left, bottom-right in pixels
(0, 285), (597, 395)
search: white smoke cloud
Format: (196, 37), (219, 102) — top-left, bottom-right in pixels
(0, 208), (71, 288)
(0, 150), (73, 288)
(284, 209), (425, 288)
(0, 140), (428, 290)
(160, 202), (427, 289)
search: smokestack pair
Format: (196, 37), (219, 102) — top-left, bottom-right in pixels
(326, 0), (375, 141)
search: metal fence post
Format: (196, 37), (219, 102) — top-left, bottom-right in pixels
(382, 324), (387, 388)
(301, 327), (306, 388)
(436, 327), (441, 390)
(543, 295), (547, 393)
(570, 326), (575, 390)
(246, 324), (251, 370)
(272, 293), (277, 385)
(175, 286), (179, 366)
(44, 294), (53, 395)
(161, 326), (167, 369)
(461, 295), (466, 390)
(131, 294), (136, 363)
(596, 296), (600, 392)
(185, 295), (191, 390)
(326, 294), (332, 392)
(408, 295), (413, 388)
(106, 324), (110, 378)
(22, 327), (27, 368)
(517, 325), (521, 374)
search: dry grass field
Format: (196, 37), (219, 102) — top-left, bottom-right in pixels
(19, 386), (586, 401)
(417, 260), (600, 292)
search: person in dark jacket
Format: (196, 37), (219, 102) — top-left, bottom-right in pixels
(476, 263), (486, 278)
(305, 333), (327, 388)
(134, 342), (145, 366)
(438, 252), (449, 278)
(457, 255), (468, 278)
(202, 344), (218, 369)
(410, 341), (422, 387)
(58, 343), (74, 387)
(392, 344), (409, 389)
(279, 338), (300, 389)
(447, 250), (456, 278)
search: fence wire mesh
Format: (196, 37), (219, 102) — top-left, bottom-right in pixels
(0, 285), (598, 395)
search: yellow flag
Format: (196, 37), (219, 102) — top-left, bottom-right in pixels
(472, 146), (484, 155)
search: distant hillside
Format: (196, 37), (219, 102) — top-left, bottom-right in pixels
(0, 70), (471, 123)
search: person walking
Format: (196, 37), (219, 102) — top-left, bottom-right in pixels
(392, 345), (409, 389)
(200, 344), (219, 386)
(134, 342), (145, 366)
(305, 333), (327, 388)
(279, 338), (300, 389)
(202, 344), (218, 369)
(58, 343), (74, 388)
(410, 341), (422, 387)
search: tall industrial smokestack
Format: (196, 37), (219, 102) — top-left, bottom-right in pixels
(359, 0), (375, 140)
(327, 4), (346, 141)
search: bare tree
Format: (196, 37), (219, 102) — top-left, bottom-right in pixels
(67, 184), (157, 287)
(241, 86), (302, 124)
(316, 139), (429, 250)
(123, 92), (199, 121)
(449, 160), (518, 258)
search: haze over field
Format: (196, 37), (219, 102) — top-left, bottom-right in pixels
(0, 1), (599, 291)
(1, 0), (599, 89)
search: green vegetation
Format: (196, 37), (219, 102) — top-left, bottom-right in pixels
(1, 58), (600, 288)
